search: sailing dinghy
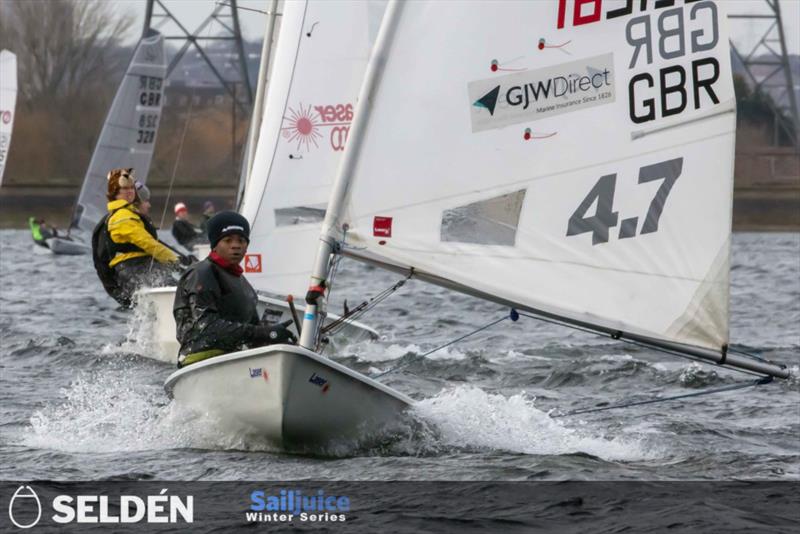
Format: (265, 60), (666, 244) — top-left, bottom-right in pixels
(143, 0), (384, 363)
(166, 0), (790, 451)
(0, 50), (17, 187)
(46, 30), (166, 255)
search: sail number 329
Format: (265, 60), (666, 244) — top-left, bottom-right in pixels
(566, 157), (683, 245)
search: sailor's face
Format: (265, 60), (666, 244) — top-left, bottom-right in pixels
(116, 185), (136, 203)
(214, 234), (248, 264)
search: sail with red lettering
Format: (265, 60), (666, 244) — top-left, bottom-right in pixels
(332, 0), (736, 351)
(239, 0), (386, 296)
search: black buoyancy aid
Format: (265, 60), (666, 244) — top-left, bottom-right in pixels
(92, 205), (161, 304)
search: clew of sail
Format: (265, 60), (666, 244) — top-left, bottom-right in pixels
(70, 30), (167, 233)
(0, 50), (17, 186)
(240, 0), (386, 297)
(336, 1), (737, 353)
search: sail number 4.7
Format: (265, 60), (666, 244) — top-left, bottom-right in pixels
(566, 157), (683, 245)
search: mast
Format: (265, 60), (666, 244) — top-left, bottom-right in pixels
(242, 0), (279, 194)
(299, 0), (403, 350)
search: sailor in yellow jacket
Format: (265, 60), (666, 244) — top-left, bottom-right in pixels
(104, 168), (180, 304)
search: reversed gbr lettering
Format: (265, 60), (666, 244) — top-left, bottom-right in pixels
(626, 2), (720, 123)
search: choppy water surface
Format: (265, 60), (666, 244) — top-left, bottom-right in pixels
(1, 231), (798, 481)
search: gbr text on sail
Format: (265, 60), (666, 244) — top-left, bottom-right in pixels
(558, 0), (723, 124)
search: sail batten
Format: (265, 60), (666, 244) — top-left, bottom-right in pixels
(334, 0), (738, 352)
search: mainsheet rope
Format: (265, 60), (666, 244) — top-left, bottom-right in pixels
(367, 306), (778, 415)
(370, 310), (519, 379)
(551, 376), (773, 418)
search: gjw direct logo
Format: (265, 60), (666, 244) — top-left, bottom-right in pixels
(7, 485), (193, 528)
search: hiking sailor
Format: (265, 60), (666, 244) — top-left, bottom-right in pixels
(92, 168), (183, 307)
(28, 217), (58, 248)
(173, 211), (296, 367)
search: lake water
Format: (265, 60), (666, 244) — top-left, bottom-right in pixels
(0, 231), (798, 483)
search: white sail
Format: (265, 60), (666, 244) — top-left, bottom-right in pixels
(0, 50), (17, 186)
(236, 0), (281, 209)
(71, 30), (166, 232)
(240, 0), (385, 296)
(336, 0), (736, 351)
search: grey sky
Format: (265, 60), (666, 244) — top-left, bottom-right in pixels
(112, 0), (800, 54)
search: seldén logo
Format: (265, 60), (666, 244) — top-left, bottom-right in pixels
(468, 53), (615, 132)
(8, 486), (42, 529)
(6, 485), (193, 528)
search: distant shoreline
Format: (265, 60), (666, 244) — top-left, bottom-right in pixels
(1, 185), (798, 232)
(0, 186), (237, 230)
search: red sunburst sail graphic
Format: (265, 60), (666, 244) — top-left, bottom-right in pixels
(281, 103), (323, 151)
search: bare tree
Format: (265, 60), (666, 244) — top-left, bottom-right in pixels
(0, 0), (136, 183)
(0, 0), (134, 104)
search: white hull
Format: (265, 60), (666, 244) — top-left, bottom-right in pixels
(192, 243), (210, 258)
(165, 345), (413, 451)
(46, 237), (90, 255)
(136, 287), (379, 364)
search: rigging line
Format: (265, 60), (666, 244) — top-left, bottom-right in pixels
(372, 312), (514, 380)
(322, 287), (394, 337)
(552, 376), (773, 418)
(726, 346), (777, 365)
(515, 311), (767, 379)
(148, 14), (218, 274)
(321, 272), (413, 336)
(147, 76), (196, 274)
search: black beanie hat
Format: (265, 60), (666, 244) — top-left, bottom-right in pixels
(207, 211), (250, 248)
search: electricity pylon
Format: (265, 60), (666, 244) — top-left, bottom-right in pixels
(143, 0), (253, 113)
(729, 0), (799, 148)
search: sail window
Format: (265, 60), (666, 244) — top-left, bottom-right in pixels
(440, 190), (526, 246)
(274, 206), (326, 227)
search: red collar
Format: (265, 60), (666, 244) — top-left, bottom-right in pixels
(209, 251), (244, 277)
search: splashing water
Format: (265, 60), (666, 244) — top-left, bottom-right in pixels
(351, 342), (469, 363)
(413, 386), (664, 462)
(19, 357), (282, 454)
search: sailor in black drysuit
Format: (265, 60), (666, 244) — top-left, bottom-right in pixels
(171, 202), (207, 249)
(173, 211), (296, 367)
